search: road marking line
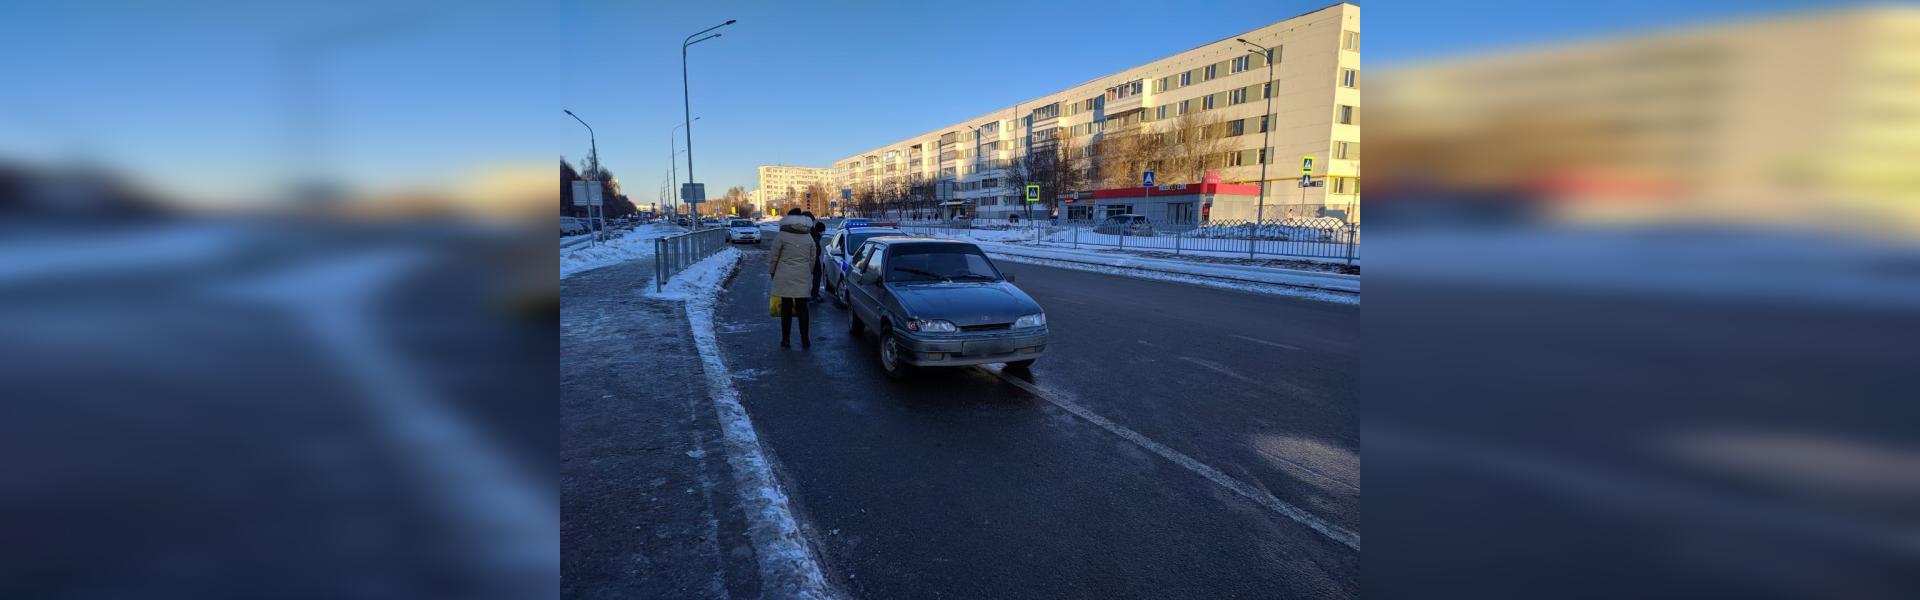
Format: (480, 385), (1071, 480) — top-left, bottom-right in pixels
(1231, 334), (1301, 351)
(982, 365), (1361, 551)
(1136, 340), (1159, 348)
(1178, 356), (1255, 384)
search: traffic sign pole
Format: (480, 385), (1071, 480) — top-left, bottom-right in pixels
(1142, 170), (1156, 225)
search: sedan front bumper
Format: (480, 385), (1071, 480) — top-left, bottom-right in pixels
(894, 327), (1047, 367)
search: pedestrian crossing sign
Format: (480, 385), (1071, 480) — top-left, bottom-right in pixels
(1025, 184), (1040, 202)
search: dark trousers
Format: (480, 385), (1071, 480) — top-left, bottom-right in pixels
(780, 297), (810, 344)
(809, 261), (822, 297)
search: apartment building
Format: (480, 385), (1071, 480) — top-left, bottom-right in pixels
(1368, 6), (1920, 231)
(755, 165), (832, 214)
(829, 3), (1360, 222)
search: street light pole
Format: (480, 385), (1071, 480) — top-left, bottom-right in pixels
(669, 117), (699, 220)
(1237, 38), (1275, 224)
(682, 19), (735, 222)
(563, 109), (604, 240)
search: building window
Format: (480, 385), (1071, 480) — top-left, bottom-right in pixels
(1263, 82), (1272, 99)
(1259, 115), (1270, 133)
(1204, 64), (1217, 80)
(1258, 148), (1268, 165)
(1336, 141), (1356, 160)
(1228, 120), (1245, 136)
(1342, 31), (1360, 51)
(1340, 68), (1358, 88)
(1229, 88), (1247, 105)
(1231, 56), (1249, 73)
(1179, 71), (1191, 86)
(1337, 105), (1356, 125)
(1178, 99), (1190, 115)
(1203, 95), (1215, 110)
(1157, 105), (1167, 119)
(1226, 151), (1244, 167)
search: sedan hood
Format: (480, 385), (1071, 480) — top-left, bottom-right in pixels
(888, 282), (1040, 326)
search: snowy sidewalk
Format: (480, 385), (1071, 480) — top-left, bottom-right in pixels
(977, 242), (1360, 295)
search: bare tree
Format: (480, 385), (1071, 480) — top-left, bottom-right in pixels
(1090, 118), (1168, 189)
(1156, 111), (1231, 184)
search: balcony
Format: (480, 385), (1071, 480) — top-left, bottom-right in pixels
(1106, 89), (1148, 116)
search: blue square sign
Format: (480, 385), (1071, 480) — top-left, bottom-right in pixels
(1142, 170), (1155, 187)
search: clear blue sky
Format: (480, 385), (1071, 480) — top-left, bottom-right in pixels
(0, 0), (1846, 204)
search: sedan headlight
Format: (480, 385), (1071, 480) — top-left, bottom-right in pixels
(1014, 313), (1046, 328)
(907, 319), (957, 333)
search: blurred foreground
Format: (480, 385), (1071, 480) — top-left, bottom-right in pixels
(0, 212), (557, 598)
(1365, 4), (1920, 597)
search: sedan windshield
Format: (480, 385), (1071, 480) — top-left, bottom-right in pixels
(729, 220), (752, 227)
(886, 244), (1001, 283)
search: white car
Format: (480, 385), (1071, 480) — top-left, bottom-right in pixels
(726, 219), (760, 243)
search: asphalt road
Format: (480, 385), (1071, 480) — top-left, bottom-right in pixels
(714, 240), (1359, 598)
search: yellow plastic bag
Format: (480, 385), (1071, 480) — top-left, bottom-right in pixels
(769, 294), (782, 317)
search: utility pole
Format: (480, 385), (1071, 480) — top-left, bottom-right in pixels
(1237, 38), (1276, 224)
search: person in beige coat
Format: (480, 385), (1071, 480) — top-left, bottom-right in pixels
(768, 208), (819, 348)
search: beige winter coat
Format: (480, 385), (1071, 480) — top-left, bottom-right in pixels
(768, 215), (818, 298)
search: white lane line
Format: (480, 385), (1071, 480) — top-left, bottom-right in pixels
(1137, 339), (1159, 348)
(1231, 334), (1301, 351)
(1178, 356), (1255, 384)
(982, 365), (1361, 551)
(674, 251), (835, 599)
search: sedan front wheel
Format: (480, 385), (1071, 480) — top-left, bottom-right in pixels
(878, 331), (914, 379)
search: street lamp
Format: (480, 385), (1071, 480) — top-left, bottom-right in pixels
(669, 117), (700, 217)
(1237, 38), (1276, 224)
(682, 19), (736, 220)
(563, 109), (605, 237)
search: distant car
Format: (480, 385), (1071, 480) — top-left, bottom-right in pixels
(699, 218), (725, 229)
(726, 219), (760, 243)
(1093, 214), (1155, 236)
(675, 217), (691, 226)
(841, 237), (1047, 378)
(560, 216), (588, 236)
(819, 226), (905, 301)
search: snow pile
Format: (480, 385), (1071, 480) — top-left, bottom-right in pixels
(646, 246), (742, 300)
(1184, 221), (1345, 242)
(559, 223), (684, 279)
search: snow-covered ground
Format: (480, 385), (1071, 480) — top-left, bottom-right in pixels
(559, 223), (685, 279)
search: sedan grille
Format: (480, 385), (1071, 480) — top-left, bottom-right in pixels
(958, 323), (1011, 332)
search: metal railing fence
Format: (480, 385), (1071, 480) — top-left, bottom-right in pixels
(653, 227), (732, 291)
(896, 217), (1359, 262)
